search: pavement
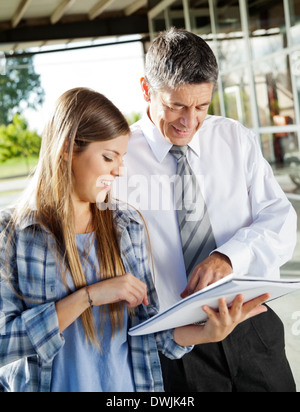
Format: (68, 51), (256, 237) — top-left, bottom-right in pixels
(0, 176), (30, 209)
(0, 171), (299, 391)
(268, 170), (300, 391)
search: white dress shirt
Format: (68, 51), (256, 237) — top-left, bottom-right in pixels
(115, 113), (297, 311)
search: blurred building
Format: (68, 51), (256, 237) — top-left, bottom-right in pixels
(0, 0), (300, 165)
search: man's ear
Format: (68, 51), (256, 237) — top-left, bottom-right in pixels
(140, 77), (151, 103)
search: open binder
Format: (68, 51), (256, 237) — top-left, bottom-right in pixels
(129, 275), (300, 337)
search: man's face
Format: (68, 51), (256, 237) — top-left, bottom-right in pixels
(141, 79), (214, 146)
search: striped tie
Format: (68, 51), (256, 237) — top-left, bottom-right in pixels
(170, 145), (217, 279)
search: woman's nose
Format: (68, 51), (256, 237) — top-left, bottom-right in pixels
(112, 160), (125, 177)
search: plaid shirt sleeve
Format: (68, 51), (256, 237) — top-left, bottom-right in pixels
(119, 212), (192, 392)
(0, 212), (64, 369)
(120, 210), (192, 358)
(136, 218), (193, 360)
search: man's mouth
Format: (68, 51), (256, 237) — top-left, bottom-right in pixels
(172, 126), (193, 136)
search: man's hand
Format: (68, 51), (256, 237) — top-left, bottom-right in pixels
(181, 252), (233, 298)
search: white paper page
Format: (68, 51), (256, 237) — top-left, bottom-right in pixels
(129, 276), (300, 337)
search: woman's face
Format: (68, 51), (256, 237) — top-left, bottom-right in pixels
(71, 134), (129, 205)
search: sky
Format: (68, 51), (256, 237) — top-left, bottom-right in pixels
(25, 39), (147, 133)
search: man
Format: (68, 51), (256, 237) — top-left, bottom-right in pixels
(116, 28), (297, 392)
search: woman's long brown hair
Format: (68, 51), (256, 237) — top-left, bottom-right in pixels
(5, 88), (131, 347)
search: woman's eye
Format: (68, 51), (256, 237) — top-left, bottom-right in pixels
(103, 155), (113, 162)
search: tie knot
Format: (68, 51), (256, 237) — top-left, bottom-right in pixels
(169, 145), (188, 161)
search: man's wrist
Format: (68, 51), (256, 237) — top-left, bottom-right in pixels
(211, 252), (233, 270)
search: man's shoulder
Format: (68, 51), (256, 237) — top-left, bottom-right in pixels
(203, 115), (249, 131)
(130, 119), (147, 139)
(128, 119), (155, 155)
(202, 115), (257, 142)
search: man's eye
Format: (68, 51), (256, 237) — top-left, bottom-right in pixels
(170, 106), (183, 111)
(197, 106), (209, 112)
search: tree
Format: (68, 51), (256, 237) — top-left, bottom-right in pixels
(0, 114), (41, 172)
(125, 112), (142, 125)
(0, 55), (45, 126)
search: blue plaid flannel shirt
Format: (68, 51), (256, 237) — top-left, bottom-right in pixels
(0, 206), (191, 392)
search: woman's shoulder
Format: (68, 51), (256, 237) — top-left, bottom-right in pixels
(112, 200), (144, 227)
(0, 208), (16, 232)
(0, 208), (43, 240)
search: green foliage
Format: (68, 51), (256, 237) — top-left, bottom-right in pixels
(125, 112), (142, 125)
(0, 55), (45, 126)
(0, 114), (41, 172)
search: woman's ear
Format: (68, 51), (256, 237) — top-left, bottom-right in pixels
(62, 152), (69, 161)
(61, 140), (71, 161)
(140, 77), (151, 103)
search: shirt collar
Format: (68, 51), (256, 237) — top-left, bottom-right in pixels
(140, 111), (172, 163)
(113, 201), (143, 228)
(17, 210), (39, 230)
(140, 109), (201, 162)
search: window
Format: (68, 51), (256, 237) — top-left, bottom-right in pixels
(248, 0), (287, 59)
(215, 0), (246, 71)
(254, 56), (295, 128)
(222, 69), (253, 128)
(290, 0), (300, 45)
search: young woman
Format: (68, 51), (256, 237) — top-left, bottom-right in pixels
(0, 88), (268, 392)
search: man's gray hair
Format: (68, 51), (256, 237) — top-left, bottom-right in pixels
(145, 28), (219, 92)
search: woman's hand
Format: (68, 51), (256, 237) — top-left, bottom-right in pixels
(89, 273), (149, 308)
(56, 273), (148, 333)
(174, 293), (270, 346)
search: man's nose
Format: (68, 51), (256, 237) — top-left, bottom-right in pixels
(180, 109), (196, 129)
